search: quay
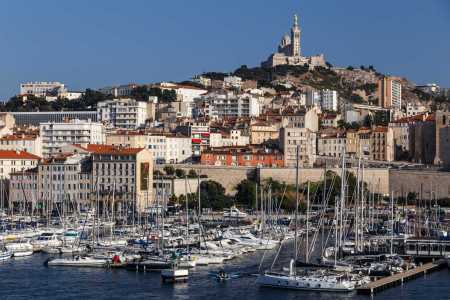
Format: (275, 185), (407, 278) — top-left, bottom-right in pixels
(356, 260), (447, 295)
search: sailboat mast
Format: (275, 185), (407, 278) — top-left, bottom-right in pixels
(306, 181), (310, 263)
(185, 175), (189, 253)
(294, 145), (299, 265)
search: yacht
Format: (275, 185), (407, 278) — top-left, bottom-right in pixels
(223, 207), (248, 219)
(31, 232), (62, 251)
(5, 240), (34, 257)
(257, 260), (356, 292)
(46, 255), (108, 268)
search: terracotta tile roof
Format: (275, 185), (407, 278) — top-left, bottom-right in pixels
(0, 150), (40, 160)
(81, 144), (144, 155)
(373, 126), (388, 133)
(0, 134), (37, 141)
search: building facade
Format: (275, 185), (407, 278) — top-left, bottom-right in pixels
(20, 82), (65, 97)
(97, 98), (149, 129)
(279, 127), (316, 167)
(40, 119), (105, 157)
(0, 134), (42, 157)
(377, 77), (402, 109)
(11, 111), (98, 126)
(201, 147), (283, 167)
(0, 150), (40, 179)
(89, 145), (153, 211)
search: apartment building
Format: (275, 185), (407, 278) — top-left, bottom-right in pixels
(98, 84), (137, 97)
(97, 98), (149, 129)
(9, 168), (39, 211)
(37, 154), (92, 211)
(0, 134), (42, 157)
(370, 127), (388, 161)
(317, 129), (346, 158)
(40, 119), (105, 157)
(306, 89), (338, 111)
(201, 146), (283, 167)
(209, 129), (250, 148)
(377, 77), (402, 109)
(20, 81), (65, 97)
(106, 131), (192, 164)
(250, 122), (279, 144)
(0, 150), (40, 179)
(88, 145), (153, 211)
(279, 127), (317, 167)
(198, 91), (260, 119)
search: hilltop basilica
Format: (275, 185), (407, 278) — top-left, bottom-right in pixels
(261, 14), (326, 69)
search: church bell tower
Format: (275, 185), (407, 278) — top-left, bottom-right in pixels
(290, 14), (301, 57)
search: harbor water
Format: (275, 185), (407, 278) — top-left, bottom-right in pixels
(1, 249), (450, 300)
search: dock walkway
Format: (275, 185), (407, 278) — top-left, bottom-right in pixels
(356, 260), (447, 295)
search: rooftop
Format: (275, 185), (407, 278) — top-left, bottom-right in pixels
(0, 150), (40, 160)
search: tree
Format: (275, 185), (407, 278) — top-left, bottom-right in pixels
(199, 180), (231, 210)
(373, 111), (390, 126)
(163, 166), (175, 176)
(175, 168), (186, 178)
(235, 179), (257, 207)
(337, 120), (346, 129)
(350, 93), (364, 104)
(346, 66), (354, 71)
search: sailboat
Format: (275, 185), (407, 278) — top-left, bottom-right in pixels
(257, 146), (358, 292)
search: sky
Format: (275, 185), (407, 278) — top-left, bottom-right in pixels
(0, 0), (449, 100)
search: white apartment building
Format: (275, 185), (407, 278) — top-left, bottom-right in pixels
(279, 127), (317, 167)
(146, 135), (192, 164)
(59, 91), (83, 100)
(306, 89), (338, 111)
(209, 130), (250, 147)
(192, 76), (212, 87)
(20, 82), (65, 97)
(321, 89), (338, 111)
(223, 76), (243, 89)
(0, 134), (42, 157)
(99, 84), (137, 97)
(40, 119), (105, 157)
(406, 102), (428, 117)
(199, 91), (260, 119)
(97, 98), (148, 129)
(106, 132), (192, 164)
(0, 150), (40, 179)
(391, 80), (402, 110)
(159, 82), (207, 103)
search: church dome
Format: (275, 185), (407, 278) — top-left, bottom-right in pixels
(280, 34), (291, 46)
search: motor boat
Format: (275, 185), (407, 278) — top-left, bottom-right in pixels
(46, 255), (108, 268)
(31, 232), (62, 251)
(161, 265), (189, 283)
(5, 240), (34, 257)
(126, 256), (172, 271)
(223, 207), (248, 219)
(0, 246), (12, 261)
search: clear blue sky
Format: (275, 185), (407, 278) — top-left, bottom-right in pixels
(0, 0), (449, 99)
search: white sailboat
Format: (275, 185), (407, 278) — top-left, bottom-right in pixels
(257, 146), (357, 292)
